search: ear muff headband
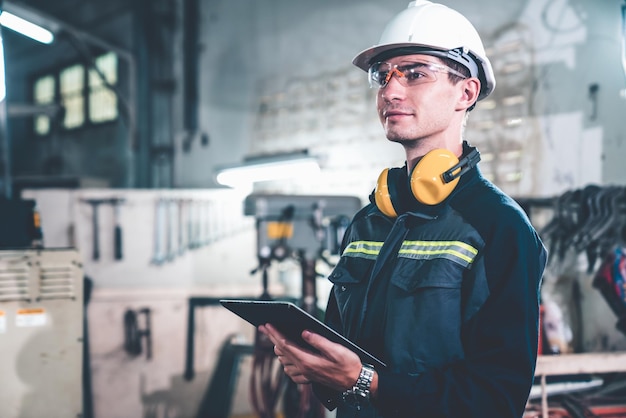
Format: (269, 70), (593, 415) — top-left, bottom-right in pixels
(375, 147), (481, 216)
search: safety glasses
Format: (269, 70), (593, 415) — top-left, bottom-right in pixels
(368, 60), (468, 89)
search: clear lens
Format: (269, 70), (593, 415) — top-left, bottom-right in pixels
(368, 61), (467, 89)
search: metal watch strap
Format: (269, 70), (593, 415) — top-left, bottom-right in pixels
(342, 363), (375, 406)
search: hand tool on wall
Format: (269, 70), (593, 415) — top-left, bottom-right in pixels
(68, 194), (77, 249)
(165, 199), (176, 261)
(193, 199), (201, 248)
(82, 199), (103, 261)
(151, 198), (166, 265)
(123, 307), (152, 360)
(111, 198), (125, 260)
(187, 199), (196, 249)
(189, 199), (201, 249)
(200, 200), (209, 246)
(177, 199), (186, 255)
(216, 200), (226, 241)
(82, 198), (126, 262)
(206, 200), (215, 244)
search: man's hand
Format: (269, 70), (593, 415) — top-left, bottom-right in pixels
(258, 323), (366, 392)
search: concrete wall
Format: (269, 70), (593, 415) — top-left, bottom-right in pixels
(177, 0), (625, 200)
(6, 0), (624, 196)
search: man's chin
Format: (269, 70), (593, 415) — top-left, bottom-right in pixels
(386, 135), (415, 146)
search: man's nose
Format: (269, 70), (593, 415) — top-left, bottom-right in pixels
(384, 68), (405, 87)
(380, 69), (406, 100)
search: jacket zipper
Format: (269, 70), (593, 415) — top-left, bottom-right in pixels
(357, 212), (436, 332)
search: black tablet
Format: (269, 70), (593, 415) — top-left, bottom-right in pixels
(220, 299), (386, 368)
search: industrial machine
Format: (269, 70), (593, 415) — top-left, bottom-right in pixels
(0, 248), (84, 418)
(188, 193), (362, 418)
(244, 193), (362, 418)
(244, 193), (361, 312)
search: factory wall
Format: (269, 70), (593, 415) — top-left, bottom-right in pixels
(21, 187), (339, 417)
(19, 187), (287, 417)
(5, 0), (625, 196)
(181, 0), (625, 199)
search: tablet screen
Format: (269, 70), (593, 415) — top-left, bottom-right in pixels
(220, 299), (386, 368)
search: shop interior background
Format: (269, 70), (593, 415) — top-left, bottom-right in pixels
(1, 0), (626, 417)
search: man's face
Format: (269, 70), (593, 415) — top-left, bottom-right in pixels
(373, 54), (463, 145)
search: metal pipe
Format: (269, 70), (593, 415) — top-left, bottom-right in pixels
(183, 0), (199, 134)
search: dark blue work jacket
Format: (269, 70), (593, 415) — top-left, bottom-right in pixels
(315, 162), (547, 418)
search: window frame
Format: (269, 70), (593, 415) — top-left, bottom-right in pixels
(30, 51), (120, 137)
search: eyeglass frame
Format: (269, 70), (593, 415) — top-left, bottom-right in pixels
(368, 59), (469, 89)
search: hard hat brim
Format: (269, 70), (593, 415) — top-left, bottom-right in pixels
(352, 42), (452, 72)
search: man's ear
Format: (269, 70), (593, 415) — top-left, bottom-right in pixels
(456, 78), (481, 111)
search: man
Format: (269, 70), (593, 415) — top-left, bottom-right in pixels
(260, 1), (547, 417)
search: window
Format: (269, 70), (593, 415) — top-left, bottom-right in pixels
(32, 52), (118, 135)
(89, 52), (118, 123)
(60, 63), (85, 129)
(33, 75), (55, 135)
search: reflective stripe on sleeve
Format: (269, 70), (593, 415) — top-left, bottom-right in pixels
(342, 241), (383, 260)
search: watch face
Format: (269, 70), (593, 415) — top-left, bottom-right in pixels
(342, 364), (374, 409)
(342, 390), (369, 410)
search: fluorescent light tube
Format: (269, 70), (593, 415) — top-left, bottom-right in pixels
(0, 37), (5, 101)
(216, 157), (320, 188)
(0, 10), (54, 44)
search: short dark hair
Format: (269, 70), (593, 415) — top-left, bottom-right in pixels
(440, 57), (476, 111)
(441, 57), (471, 84)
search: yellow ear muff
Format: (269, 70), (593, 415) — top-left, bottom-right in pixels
(410, 149), (461, 205)
(374, 168), (399, 218)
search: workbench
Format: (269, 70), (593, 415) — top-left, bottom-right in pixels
(532, 352), (626, 417)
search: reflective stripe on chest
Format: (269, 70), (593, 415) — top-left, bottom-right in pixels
(399, 240), (478, 268)
(343, 239), (478, 268)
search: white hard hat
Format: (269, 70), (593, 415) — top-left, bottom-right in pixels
(353, 0), (495, 100)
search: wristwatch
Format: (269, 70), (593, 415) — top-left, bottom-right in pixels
(342, 363), (375, 409)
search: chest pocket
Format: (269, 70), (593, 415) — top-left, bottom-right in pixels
(387, 240), (479, 351)
(386, 257), (470, 368)
(392, 239), (477, 290)
(392, 258), (465, 292)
